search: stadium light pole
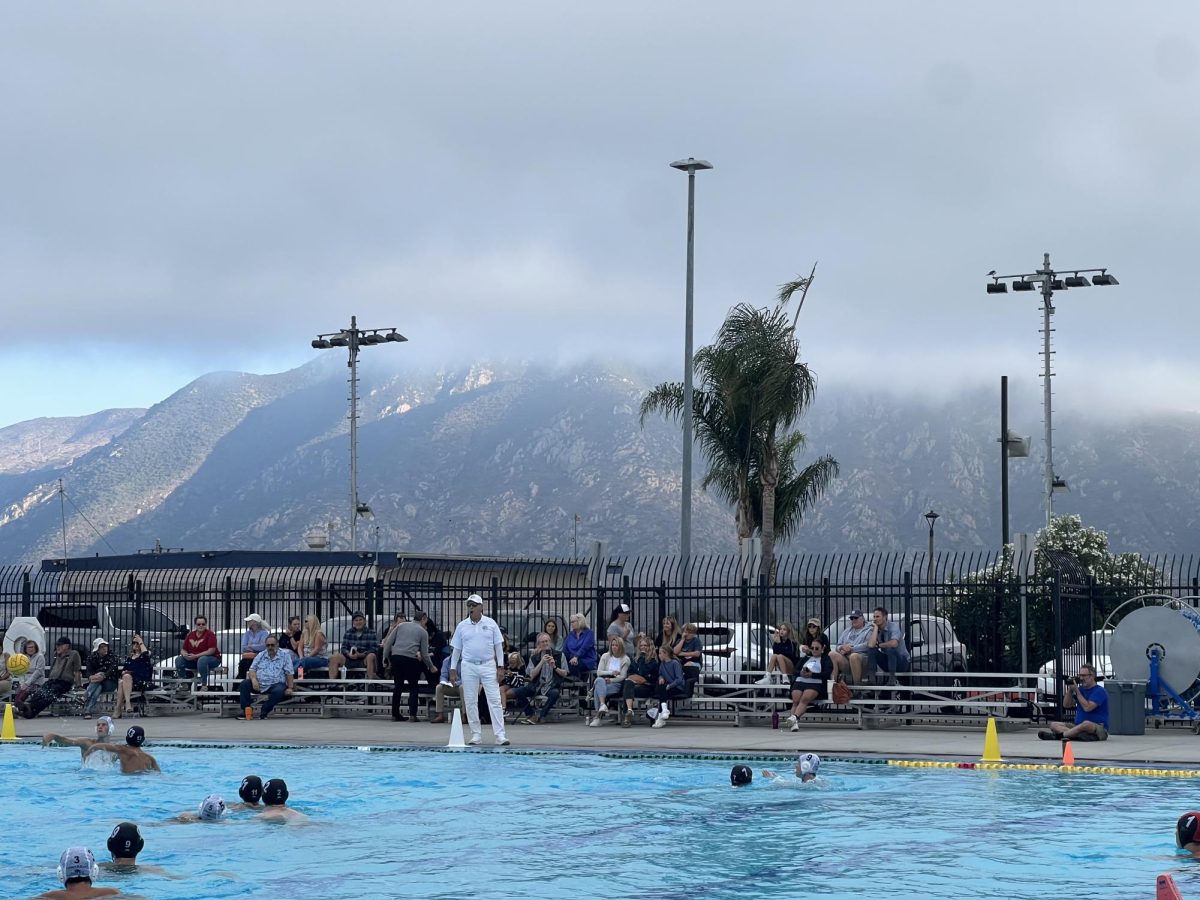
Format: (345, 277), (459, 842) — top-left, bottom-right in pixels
(311, 316), (407, 551)
(669, 156), (712, 587)
(986, 253), (1118, 527)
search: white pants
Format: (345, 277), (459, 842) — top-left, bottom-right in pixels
(460, 660), (507, 741)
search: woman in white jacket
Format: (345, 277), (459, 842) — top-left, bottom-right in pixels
(588, 636), (630, 726)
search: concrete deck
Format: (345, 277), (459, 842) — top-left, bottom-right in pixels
(6, 708), (1200, 766)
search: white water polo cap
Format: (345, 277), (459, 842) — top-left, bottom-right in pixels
(58, 847), (99, 884)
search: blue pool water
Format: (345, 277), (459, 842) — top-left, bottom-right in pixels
(2, 742), (1197, 899)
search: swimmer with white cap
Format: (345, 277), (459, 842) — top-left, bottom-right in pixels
(83, 725), (159, 774)
(42, 717), (116, 759)
(762, 752), (822, 783)
(33, 846), (121, 898)
(166, 794), (227, 824)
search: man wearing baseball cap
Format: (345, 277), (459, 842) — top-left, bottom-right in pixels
(833, 610), (874, 685)
(449, 594), (510, 746)
(37, 846), (120, 898)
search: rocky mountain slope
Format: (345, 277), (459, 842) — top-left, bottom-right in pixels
(0, 357), (1196, 564)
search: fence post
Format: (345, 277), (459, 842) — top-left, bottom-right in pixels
(756, 576), (769, 647)
(1084, 576), (1096, 661)
(314, 577), (323, 623)
(21, 571), (31, 617)
(133, 578), (144, 637)
(222, 576), (233, 632)
(489, 577), (500, 622)
(902, 571), (913, 650)
(821, 577), (830, 627)
(622, 575), (633, 614)
(1052, 570), (1063, 710)
(992, 579), (1004, 672)
(739, 578), (749, 623)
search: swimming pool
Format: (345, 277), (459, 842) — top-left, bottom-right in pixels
(2, 742), (1196, 899)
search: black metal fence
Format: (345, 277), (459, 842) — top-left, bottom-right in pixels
(3, 552), (1199, 691)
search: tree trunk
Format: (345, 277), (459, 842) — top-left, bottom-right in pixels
(758, 431), (779, 581)
(735, 470), (752, 543)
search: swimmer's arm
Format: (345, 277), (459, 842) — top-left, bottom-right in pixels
(41, 733), (91, 749)
(761, 769), (776, 779)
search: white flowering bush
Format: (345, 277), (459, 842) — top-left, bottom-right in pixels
(940, 515), (1163, 672)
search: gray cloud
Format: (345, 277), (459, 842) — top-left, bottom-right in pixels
(2, 2), (1199, 425)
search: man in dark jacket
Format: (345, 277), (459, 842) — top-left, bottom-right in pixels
(511, 632), (568, 725)
(19, 637), (81, 719)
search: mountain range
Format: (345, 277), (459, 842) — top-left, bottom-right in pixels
(0, 355), (1197, 566)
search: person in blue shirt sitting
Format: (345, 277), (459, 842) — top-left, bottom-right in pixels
(1039, 663), (1109, 742)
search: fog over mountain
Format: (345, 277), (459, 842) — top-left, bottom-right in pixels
(0, 356), (1196, 567)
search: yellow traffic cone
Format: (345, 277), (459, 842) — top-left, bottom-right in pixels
(980, 716), (1002, 761)
(1, 703), (16, 741)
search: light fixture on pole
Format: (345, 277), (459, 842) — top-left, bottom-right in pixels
(986, 254), (1118, 526)
(669, 156), (713, 588)
(312, 316), (407, 551)
(924, 510), (940, 584)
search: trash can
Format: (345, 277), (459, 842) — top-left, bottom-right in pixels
(1106, 680), (1147, 736)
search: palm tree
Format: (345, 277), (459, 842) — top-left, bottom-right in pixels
(641, 265), (837, 575)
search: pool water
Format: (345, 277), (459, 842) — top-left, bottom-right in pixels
(2, 742), (1197, 899)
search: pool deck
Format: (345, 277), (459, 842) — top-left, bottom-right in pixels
(6, 709), (1200, 766)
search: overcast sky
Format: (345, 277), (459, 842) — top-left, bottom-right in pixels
(2, 2), (1198, 428)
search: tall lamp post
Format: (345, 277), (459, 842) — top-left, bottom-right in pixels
(311, 316), (407, 551)
(987, 253), (1118, 526)
(998, 375), (1030, 548)
(669, 156), (713, 586)
(924, 510), (939, 584)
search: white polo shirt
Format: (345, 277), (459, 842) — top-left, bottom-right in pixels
(450, 614), (504, 668)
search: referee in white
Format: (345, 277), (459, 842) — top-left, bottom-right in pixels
(449, 594), (510, 746)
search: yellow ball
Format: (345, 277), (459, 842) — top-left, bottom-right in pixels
(6, 652), (29, 676)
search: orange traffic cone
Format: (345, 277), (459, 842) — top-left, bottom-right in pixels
(1062, 741), (1075, 766)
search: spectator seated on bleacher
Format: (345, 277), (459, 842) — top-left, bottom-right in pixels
(19, 637), (81, 719)
(784, 638), (834, 732)
(237, 614), (271, 682)
(589, 636), (629, 726)
(868, 608), (910, 684)
(294, 615), (330, 677)
(82, 638), (121, 718)
(175, 615), (221, 688)
(831, 610), (874, 684)
(500, 652), (527, 712)
(512, 632), (569, 725)
(11, 638), (46, 707)
(677, 623), (704, 690)
(621, 637), (659, 727)
(756, 622), (801, 685)
(238, 637), (296, 721)
(278, 615), (303, 660)
(648, 644), (689, 729)
(328, 612), (380, 681)
(563, 614), (597, 679)
(113, 635), (153, 719)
